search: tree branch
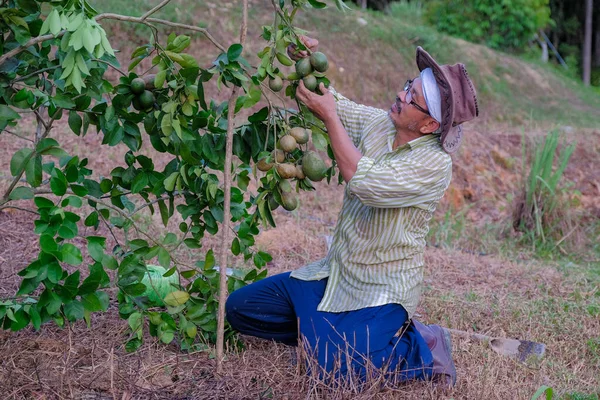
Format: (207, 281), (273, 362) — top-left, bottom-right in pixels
(11, 66), (60, 84)
(3, 129), (33, 142)
(0, 5), (227, 67)
(92, 58), (127, 76)
(216, 0), (248, 375)
(141, 0), (171, 21)
(0, 205), (39, 215)
(95, 15), (226, 53)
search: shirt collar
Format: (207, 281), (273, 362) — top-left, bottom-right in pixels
(389, 133), (441, 152)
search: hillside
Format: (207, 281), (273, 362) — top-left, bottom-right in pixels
(0, 1), (599, 399)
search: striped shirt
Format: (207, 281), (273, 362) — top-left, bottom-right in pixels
(290, 89), (452, 318)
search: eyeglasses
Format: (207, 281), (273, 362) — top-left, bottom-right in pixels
(396, 79), (430, 116)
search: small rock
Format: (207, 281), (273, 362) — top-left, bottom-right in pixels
(357, 17), (368, 26)
(559, 125), (574, 134)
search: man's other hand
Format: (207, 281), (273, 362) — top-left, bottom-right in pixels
(296, 82), (336, 125)
(287, 35), (319, 61)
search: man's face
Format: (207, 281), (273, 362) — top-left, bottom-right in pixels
(389, 77), (432, 133)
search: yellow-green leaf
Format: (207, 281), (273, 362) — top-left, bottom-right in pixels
(163, 290), (189, 307)
(276, 52), (293, 67)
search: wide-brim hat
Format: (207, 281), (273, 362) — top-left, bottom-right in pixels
(416, 47), (479, 153)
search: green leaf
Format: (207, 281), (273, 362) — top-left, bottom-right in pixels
(160, 330), (174, 344)
(0, 105), (20, 121)
(62, 196), (83, 208)
(231, 238), (240, 255)
(81, 292), (103, 312)
(50, 169), (68, 196)
(205, 249), (215, 270)
(9, 186), (34, 200)
(64, 300), (85, 321)
(61, 243), (83, 265)
(78, 263), (103, 295)
(47, 262), (63, 283)
(10, 148), (33, 176)
(87, 236), (106, 262)
(530, 385), (553, 400)
(158, 248), (171, 268)
(29, 307), (41, 330)
(63, 270), (80, 298)
(131, 172), (148, 193)
(16, 0), (39, 14)
(102, 255), (118, 270)
(68, 110), (82, 135)
(158, 199), (169, 227)
(128, 311), (143, 333)
(163, 172), (179, 191)
(308, 0), (327, 8)
(84, 211), (99, 227)
(154, 70), (166, 89)
(164, 233), (177, 245)
(25, 155), (43, 187)
(227, 44), (243, 61)
(125, 338), (142, 352)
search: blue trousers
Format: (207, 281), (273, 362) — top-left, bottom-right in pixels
(226, 272), (434, 383)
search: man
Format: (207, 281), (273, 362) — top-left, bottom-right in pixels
(226, 37), (479, 388)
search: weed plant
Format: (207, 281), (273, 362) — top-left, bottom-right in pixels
(513, 130), (576, 256)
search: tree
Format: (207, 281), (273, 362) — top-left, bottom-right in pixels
(424, 0), (552, 51)
(583, 0), (593, 85)
(0, 0), (344, 371)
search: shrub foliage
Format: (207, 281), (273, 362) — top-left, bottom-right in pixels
(424, 0), (552, 51)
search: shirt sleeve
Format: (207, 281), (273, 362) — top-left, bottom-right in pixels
(348, 155), (452, 209)
(330, 87), (379, 147)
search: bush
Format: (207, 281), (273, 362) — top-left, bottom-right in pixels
(424, 0), (552, 51)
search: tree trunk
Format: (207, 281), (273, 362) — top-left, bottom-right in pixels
(582, 0), (593, 85)
(595, 13), (600, 67)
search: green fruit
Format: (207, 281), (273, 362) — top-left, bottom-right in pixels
(130, 78), (146, 95)
(278, 179), (292, 193)
(132, 97), (144, 111)
(310, 52), (329, 73)
(276, 163), (297, 179)
(257, 157), (273, 171)
(289, 127), (310, 144)
(141, 265), (179, 307)
(295, 57), (312, 78)
(139, 90), (155, 109)
(303, 75), (318, 91)
(280, 191), (298, 211)
(302, 151), (327, 182)
(279, 135), (297, 152)
(268, 195), (279, 211)
(269, 76), (284, 92)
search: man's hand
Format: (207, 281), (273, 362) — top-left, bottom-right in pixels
(296, 81), (337, 125)
(287, 35), (319, 61)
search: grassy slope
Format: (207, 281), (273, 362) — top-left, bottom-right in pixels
(94, 0), (600, 129)
(0, 1), (598, 399)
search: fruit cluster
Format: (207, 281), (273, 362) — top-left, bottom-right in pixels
(268, 51), (329, 94)
(129, 76), (156, 112)
(257, 126), (328, 212)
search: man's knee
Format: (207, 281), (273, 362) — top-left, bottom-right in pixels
(225, 287), (245, 329)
